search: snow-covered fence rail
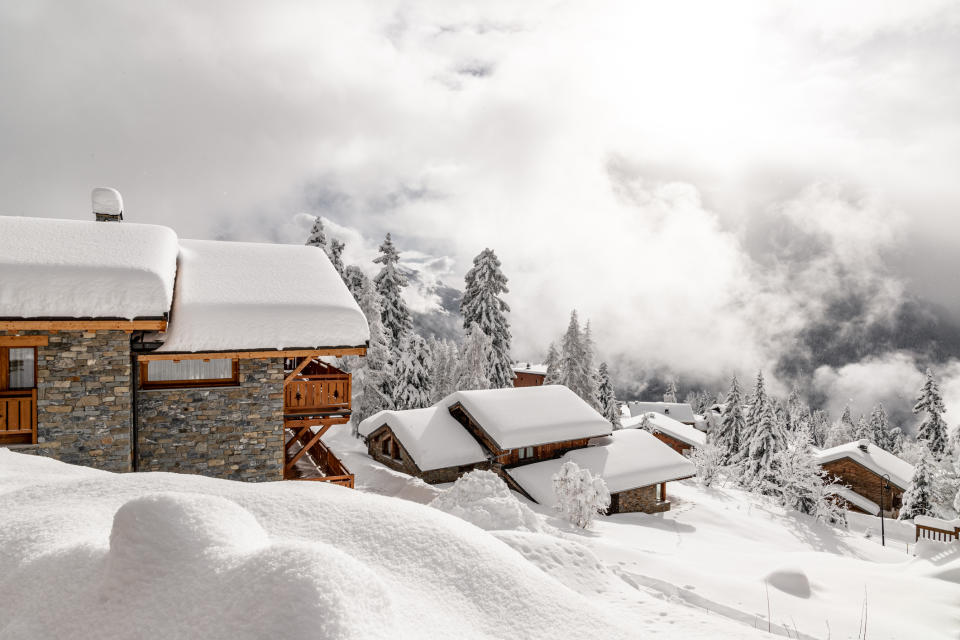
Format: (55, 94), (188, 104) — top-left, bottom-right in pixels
(915, 516), (960, 543)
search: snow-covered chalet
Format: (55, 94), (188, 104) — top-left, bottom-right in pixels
(0, 193), (369, 484)
(359, 385), (696, 513)
(815, 440), (913, 518)
(622, 411), (705, 456)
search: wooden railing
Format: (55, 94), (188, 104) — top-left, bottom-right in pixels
(284, 375), (351, 416)
(916, 522), (960, 543)
(285, 426), (355, 488)
(0, 389), (36, 445)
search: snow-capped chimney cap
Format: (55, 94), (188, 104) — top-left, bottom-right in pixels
(857, 439), (870, 451)
(92, 187), (123, 221)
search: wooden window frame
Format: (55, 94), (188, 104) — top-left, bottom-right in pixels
(139, 358), (240, 390)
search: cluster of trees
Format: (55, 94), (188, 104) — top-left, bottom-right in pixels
(543, 311), (621, 428)
(305, 218), (515, 428)
(691, 368), (960, 522)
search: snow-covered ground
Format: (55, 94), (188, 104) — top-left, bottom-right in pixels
(3, 430), (958, 639)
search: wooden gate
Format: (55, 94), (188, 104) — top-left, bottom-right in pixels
(0, 389), (37, 445)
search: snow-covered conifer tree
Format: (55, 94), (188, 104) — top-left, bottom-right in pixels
(888, 426), (904, 454)
(342, 265), (368, 304)
(460, 248), (514, 388)
(745, 396), (787, 495)
(663, 378), (679, 403)
(458, 324), (493, 391)
(777, 429), (846, 523)
(428, 337), (460, 403)
(352, 277), (393, 427)
(392, 333), (432, 410)
(825, 406), (857, 447)
(305, 216), (328, 249)
(559, 311), (590, 400)
(810, 410), (830, 448)
(327, 238), (345, 278)
(552, 461), (611, 529)
(690, 442), (723, 487)
(373, 233), (413, 351)
(596, 362), (621, 428)
(914, 368), (949, 457)
(716, 376), (746, 466)
(742, 371), (769, 449)
(582, 321), (601, 409)
(899, 453), (938, 520)
(544, 341), (562, 385)
(853, 415), (872, 442)
(869, 404), (890, 449)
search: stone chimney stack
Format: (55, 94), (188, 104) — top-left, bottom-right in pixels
(92, 187), (123, 222)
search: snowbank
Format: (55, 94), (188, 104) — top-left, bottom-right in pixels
(627, 401), (696, 423)
(156, 239), (369, 352)
(623, 411), (706, 447)
(357, 406), (486, 471)
(0, 216), (178, 319)
(814, 440), (914, 490)
(508, 429), (696, 507)
(0, 451), (642, 640)
(442, 386), (612, 449)
(430, 470), (543, 532)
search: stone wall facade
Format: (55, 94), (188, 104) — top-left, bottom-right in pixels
(610, 484), (671, 514)
(13, 330), (133, 472)
(821, 457), (904, 517)
(136, 358), (285, 482)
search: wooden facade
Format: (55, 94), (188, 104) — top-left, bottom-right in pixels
(651, 431), (694, 457)
(363, 423), (489, 484)
(513, 371), (546, 388)
(820, 457), (905, 517)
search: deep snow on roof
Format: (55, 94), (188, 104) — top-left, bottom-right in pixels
(513, 363), (547, 376)
(814, 441), (914, 491)
(627, 401), (697, 424)
(623, 412), (706, 447)
(0, 216), (178, 319)
(357, 406), (487, 471)
(508, 429), (696, 506)
(156, 239), (369, 352)
(827, 484), (880, 516)
(443, 386), (612, 449)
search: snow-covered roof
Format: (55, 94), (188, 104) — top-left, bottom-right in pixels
(513, 363), (547, 376)
(627, 401), (697, 424)
(507, 429), (696, 506)
(826, 484), (880, 516)
(357, 406), (487, 471)
(443, 386), (612, 450)
(623, 411), (706, 448)
(814, 441), (914, 491)
(156, 239), (369, 353)
(0, 216), (178, 319)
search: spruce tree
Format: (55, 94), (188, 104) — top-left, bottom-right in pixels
(544, 341), (562, 385)
(352, 277), (393, 427)
(745, 396), (787, 495)
(899, 453), (937, 520)
(663, 378), (679, 403)
(582, 321), (601, 409)
(742, 371), (768, 449)
(305, 216), (328, 249)
(853, 415), (872, 442)
(596, 362), (621, 428)
(716, 376), (746, 466)
(914, 368), (949, 457)
(373, 233), (413, 351)
(392, 333), (432, 410)
(342, 265), (368, 304)
(810, 410), (830, 448)
(327, 238), (345, 278)
(427, 337), (460, 403)
(559, 311), (590, 400)
(460, 248), (514, 389)
(869, 404), (890, 449)
(458, 324), (493, 391)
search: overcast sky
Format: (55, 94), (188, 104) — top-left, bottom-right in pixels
(3, 1), (960, 423)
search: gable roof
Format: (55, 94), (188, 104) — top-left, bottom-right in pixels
(444, 385), (612, 450)
(814, 440), (914, 491)
(0, 216), (178, 319)
(357, 406), (487, 471)
(512, 363), (547, 376)
(154, 239), (369, 353)
(507, 429), (696, 506)
(622, 411), (706, 448)
(627, 401), (697, 424)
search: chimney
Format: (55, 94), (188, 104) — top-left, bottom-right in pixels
(92, 187), (123, 222)
(857, 439), (870, 452)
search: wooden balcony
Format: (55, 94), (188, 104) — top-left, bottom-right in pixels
(283, 359), (351, 419)
(0, 389), (36, 445)
(284, 425), (355, 488)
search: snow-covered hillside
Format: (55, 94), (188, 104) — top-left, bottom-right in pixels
(3, 437), (958, 640)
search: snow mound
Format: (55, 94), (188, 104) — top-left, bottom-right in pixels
(429, 470), (543, 532)
(765, 567), (812, 598)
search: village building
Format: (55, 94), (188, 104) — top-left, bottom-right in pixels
(508, 429), (695, 514)
(622, 411), (705, 456)
(627, 401), (697, 425)
(0, 201), (369, 485)
(512, 362), (547, 387)
(814, 440), (913, 517)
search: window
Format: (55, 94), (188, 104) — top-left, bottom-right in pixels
(0, 346), (38, 445)
(517, 446), (534, 460)
(140, 358), (239, 389)
(3, 348), (35, 390)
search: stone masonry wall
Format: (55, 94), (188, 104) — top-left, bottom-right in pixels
(15, 330), (133, 472)
(136, 358), (285, 482)
(612, 484), (670, 514)
(366, 426), (489, 484)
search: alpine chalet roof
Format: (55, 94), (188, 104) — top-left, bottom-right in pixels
(357, 406), (487, 471)
(155, 239), (369, 353)
(444, 385), (612, 450)
(814, 440), (914, 491)
(622, 411), (706, 448)
(627, 401), (697, 424)
(0, 216), (178, 319)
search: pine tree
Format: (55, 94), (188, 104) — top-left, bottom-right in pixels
(887, 426), (905, 455)
(825, 406), (856, 447)
(742, 371), (768, 449)
(544, 341), (562, 385)
(352, 277), (393, 427)
(777, 429), (846, 523)
(342, 265), (368, 304)
(716, 376), (746, 466)
(810, 410), (830, 448)
(392, 333), (432, 410)
(427, 337), (460, 403)
(559, 311), (590, 400)
(899, 453), (938, 520)
(327, 238), (345, 278)
(914, 368), (948, 457)
(373, 233), (413, 351)
(745, 395), (787, 495)
(582, 321), (601, 409)
(596, 362), (621, 428)
(663, 378), (679, 403)
(869, 404), (890, 449)
(305, 216), (328, 249)
(853, 415), (872, 442)
(460, 248), (514, 389)
(458, 324), (493, 391)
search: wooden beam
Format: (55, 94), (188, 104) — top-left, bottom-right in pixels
(285, 352), (322, 384)
(138, 347), (366, 362)
(0, 320), (167, 332)
(285, 423), (333, 472)
(0, 335), (49, 347)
